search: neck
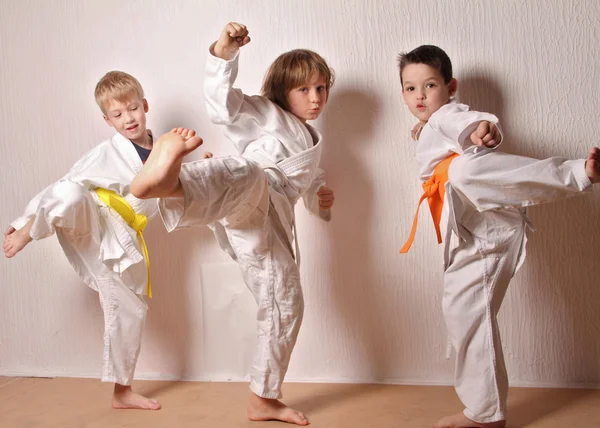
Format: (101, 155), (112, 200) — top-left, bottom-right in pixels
(131, 131), (152, 149)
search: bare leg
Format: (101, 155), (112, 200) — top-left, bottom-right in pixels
(112, 383), (161, 410)
(130, 128), (203, 199)
(434, 412), (505, 428)
(3, 217), (34, 258)
(247, 393), (308, 426)
(586, 147), (600, 183)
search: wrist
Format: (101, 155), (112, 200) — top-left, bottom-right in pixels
(214, 43), (237, 60)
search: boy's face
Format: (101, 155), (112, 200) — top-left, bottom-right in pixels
(401, 63), (457, 124)
(103, 97), (149, 144)
(287, 72), (328, 123)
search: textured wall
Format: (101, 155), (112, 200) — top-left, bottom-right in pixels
(1, 0), (599, 388)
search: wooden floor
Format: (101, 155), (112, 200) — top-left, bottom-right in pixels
(1, 377), (599, 427)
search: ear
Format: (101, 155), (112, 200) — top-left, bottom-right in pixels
(448, 78), (458, 97)
(401, 87), (409, 105)
(103, 115), (114, 128)
(143, 98), (149, 113)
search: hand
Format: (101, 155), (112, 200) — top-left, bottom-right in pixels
(411, 123), (424, 141)
(317, 186), (335, 210)
(214, 22), (251, 60)
(203, 152), (213, 159)
(4, 226), (15, 237)
(470, 121), (501, 147)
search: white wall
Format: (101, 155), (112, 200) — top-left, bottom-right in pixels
(1, 0), (600, 388)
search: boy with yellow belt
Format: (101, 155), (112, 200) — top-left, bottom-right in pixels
(3, 71), (209, 410)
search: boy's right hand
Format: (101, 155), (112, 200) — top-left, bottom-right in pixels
(4, 226), (15, 237)
(470, 121), (501, 148)
(214, 22), (250, 60)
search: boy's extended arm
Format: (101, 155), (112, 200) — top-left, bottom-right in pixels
(430, 105), (503, 151)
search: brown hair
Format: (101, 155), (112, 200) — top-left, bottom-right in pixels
(398, 45), (453, 85)
(261, 49), (335, 111)
(94, 71), (145, 113)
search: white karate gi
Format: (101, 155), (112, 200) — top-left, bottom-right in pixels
(414, 101), (592, 423)
(157, 45), (330, 399)
(11, 132), (157, 385)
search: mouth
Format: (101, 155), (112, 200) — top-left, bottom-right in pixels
(126, 124), (139, 131)
(416, 104), (426, 112)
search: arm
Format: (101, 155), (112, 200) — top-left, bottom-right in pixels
(430, 104), (503, 150)
(204, 23), (301, 148)
(203, 22), (249, 126)
(302, 169), (334, 222)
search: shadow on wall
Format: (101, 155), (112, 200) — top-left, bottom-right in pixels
(142, 206), (215, 385)
(316, 88), (404, 384)
(458, 71), (509, 150)
(460, 71), (600, 414)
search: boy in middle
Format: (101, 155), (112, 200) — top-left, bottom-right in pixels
(398, 44), (599, 428)
(130, 22), (335, 425)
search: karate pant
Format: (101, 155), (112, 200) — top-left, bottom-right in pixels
(30, 180), (147, 385)
(162, 156), (303, 399)
(444, 148), (591, 422)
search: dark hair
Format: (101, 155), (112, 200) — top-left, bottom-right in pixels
(397, 45), (453, 85)
(261, 49), (335, 112)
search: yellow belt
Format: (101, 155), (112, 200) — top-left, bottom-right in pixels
(95, 188), (152, 298)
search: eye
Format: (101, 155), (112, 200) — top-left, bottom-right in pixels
(426, 83), (436, 88)
(114, 113), (121, 118)
(131, 106), (138, 111)
(300, 87), (309, 92)
(317, 86), (325, 92)
(405, 86), (414, 92)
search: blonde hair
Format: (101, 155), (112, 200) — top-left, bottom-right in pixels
(261, 49), (335, 112)
(94, 71), (144, 113)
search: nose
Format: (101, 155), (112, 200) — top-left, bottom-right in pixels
(124, 111), (134, 123)
(416, 89), (425, 100)
(310, 89), (322, 104)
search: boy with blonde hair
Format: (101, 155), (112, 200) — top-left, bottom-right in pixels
(5, 71), (174, 410)
(398, 45), (600, 428)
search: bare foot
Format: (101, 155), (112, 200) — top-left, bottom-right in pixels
(586, 147), (600, 183)
(247, 393), (309, 426)
(434, 412), (505, 428)
(130, 127), (203, 199)
(112, 384), (161, 410)
(3, 218), (34, 258)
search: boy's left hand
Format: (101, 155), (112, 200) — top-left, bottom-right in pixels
(317, 186), (335, 210)
(471, 121), (501, 147)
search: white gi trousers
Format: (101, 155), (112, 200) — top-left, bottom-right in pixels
(159, 156), (303, 399)
(29, 180), (148, 386)
(444, 147), (591, 422)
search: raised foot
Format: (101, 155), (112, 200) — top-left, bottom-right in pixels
(130, 127), (203, 199)
(3, 222), (33, 258)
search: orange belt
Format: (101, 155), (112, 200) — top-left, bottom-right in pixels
(400, 153), (459, 253)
